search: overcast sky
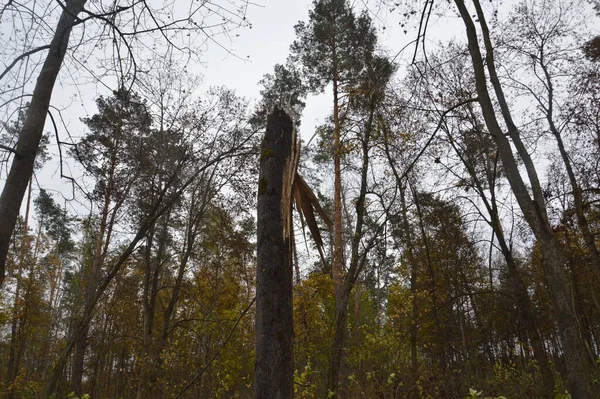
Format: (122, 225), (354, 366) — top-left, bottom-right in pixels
(4, 0), (588, 216)
(200, 0), (333, 140)
(199, 0), (465, 135)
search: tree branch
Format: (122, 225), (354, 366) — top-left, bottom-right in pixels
(0, 45), (51, 82)
(393, 97), (479, 183)
(173, 296), (256, 399)
(0, 144), (22, 159)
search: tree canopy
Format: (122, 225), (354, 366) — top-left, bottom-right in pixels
(1, 0), (600, 398)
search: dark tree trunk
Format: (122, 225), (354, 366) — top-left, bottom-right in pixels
(400, 183), (419, 391)
(0, 0), (87, 284)
(254, 107), (295, 399)
(71, 313), (93, 396)
(137, 213), (171, 399)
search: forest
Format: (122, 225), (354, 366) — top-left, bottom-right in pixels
(0, 0), (599, 398)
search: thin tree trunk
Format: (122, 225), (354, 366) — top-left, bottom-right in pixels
(353, 284), (361, 342)
(137, 213), (170, 399)
(5, 177), (33, 397)
(136, 230), (157, 399)
(538, 58), (600, 283)
(327, 104), (374, 397)
(454, 0), (597, 396)
(332, 55), (344, 314)
(400, 182), (419, 390)
(0, 0), (87, 284)
(71, 303), (94, 396)
(72, 186), (115, 396)
(254, 107), (296, 399)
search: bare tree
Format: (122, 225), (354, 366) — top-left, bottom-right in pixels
(451, 0), (598, 396)
(499, 0), (600, 284)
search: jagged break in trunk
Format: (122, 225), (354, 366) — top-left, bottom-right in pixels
(254, 107), (295, 399)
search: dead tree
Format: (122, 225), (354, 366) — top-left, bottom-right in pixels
(254, 107), (297, 399)
(254, 107), (331, 399)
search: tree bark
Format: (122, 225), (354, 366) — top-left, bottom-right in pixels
(327, 104), (374, 397)
(454, 0), (598, 396)
(5, 177), (32, 398)
(332, 54), (344, 314)
(0, 0), (87, 285)
(400, 182), (420, 394)
(254, 107), (295, 399)
(136, 213), (170, 399)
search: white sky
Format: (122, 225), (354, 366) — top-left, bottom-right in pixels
(197, 0), (468, 147)
(200, 0), (332, 140)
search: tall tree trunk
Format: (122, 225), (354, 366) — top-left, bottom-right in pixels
(538, 57), (600, 283)
(400, 182), (419, 391)
(254, 107), (296, 399)
(71, 182), (115, 396)
(137, 214), (170, 399)
(136, 230), (157, 399)
(327, 105), (374, 397)
(5, 177), (33, 397)
(0, 0), (87, 284)
(453, 0), (598, 396)
(71, 289), (96, 396)
(332, 55), (344, 314)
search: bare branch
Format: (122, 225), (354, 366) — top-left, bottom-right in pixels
(0, 0), (13, 20)
(173, 296), (256, 399)
(0, 144), (22, 158)
(389, 97), (480, 183)
(0, 44), (51, 82)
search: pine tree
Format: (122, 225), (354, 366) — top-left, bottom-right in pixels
(291, 5), (377, 393)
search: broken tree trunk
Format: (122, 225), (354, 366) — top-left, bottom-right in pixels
(254, 107), (297, 399)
